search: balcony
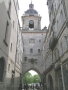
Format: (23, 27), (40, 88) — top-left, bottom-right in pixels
(49, 36), (58, 50)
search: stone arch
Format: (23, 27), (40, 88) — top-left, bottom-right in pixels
(0, 57), (6, 82)
(21, 67), (43, 88)
(22, 68), (42, 79)
(48, 74), (54, 90)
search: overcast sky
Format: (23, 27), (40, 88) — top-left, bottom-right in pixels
(18, 0), (49, 29)
(29, 70), (38, 76)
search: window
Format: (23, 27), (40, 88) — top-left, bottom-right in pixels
(38, 49), (41, 53)
(5, 21), (9, 40)
(10, 43), (12, 51)
(24, 57), (27, 61)
(29, 38), (35, 43)
(30, 48), (33, 53)
(29, 20), (34, 28)
(4, 21), (9, 46)
(8, 64), (10, 72)
(7, 0), (11, 18)
(39, 39), (41, 43)
(0, 57), (5, 82)
(23, 19), (24, 25)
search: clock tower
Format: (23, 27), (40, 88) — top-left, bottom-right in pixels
(22, 2), (41, 30)
(21, 2), (47, 78)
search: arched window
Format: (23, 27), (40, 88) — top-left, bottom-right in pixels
(29, 20), (34, 28)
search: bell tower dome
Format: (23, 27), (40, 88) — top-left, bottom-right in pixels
(22, 2), (41, 30)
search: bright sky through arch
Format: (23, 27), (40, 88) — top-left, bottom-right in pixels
(29, 70), (38, 76)
(18, 0), (49, 29)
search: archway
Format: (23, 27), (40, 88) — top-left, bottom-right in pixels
(48, 75), (54, 90)
(0, 57), (5, 82)
(22, 69), (42, 90)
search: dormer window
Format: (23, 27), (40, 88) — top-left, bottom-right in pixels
(29, 20), (34, 28)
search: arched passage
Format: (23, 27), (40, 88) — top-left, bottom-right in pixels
(48, 75), (54, 90)
(22, 68), (43, 83)
(0, 57), (6, 82)
(22, 68), (43, 89)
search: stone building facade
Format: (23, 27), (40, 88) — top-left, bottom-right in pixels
(1, 0), (68, 90)
(43, 0), (68, 90)
(0, 0), (23, 89)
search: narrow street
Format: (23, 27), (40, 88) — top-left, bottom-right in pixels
(0, 0), (68, 90)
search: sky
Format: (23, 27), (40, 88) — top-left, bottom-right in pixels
(29, 70), (38, 76)
(18, 0), (49, 29)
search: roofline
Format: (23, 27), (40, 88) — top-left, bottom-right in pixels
(22, 15), (41, 19)
(21, 30), (47, 33)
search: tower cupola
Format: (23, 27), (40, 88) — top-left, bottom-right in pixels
(25, 2), (38, 16)
(22, 2), (41, 30)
